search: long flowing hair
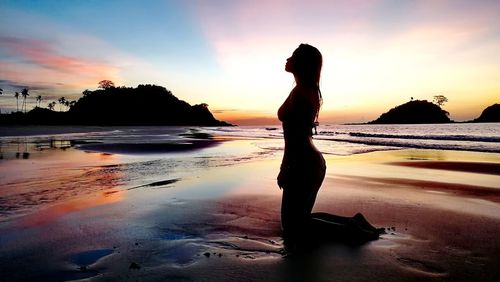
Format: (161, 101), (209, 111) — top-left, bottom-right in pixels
(293, 44), (323, 123)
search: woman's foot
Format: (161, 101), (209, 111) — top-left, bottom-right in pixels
(347, 218), (379, 242)
(353, 213), (385, 234)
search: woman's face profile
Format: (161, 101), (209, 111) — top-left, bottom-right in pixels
(285, 55), (294, 73)
(285, 49), (298, 73)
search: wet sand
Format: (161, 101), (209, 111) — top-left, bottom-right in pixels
(0, 146), (499, 281)
(389, 161), (500, 176)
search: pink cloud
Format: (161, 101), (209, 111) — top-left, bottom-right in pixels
(0, 37), (122, 112)
(0, 36), (118, 76)
(189, 1), (382, 69)
(0, 36), (120, 96)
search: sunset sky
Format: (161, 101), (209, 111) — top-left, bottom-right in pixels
(1, 0), (499, 124)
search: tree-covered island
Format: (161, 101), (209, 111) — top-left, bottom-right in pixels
(0, 82), (232, 126)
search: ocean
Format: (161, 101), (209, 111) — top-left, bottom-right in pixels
(0, 123), (499, 221)
(0, 123), (498, 159)
(206, 123), (500, 154)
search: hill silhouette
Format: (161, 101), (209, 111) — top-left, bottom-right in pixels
(472, 104), (500, 122)
(369, 100), (451, 124)
(0, 84), (231, 126)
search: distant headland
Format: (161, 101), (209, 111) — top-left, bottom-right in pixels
(0, 82), (232, 126)
(473, 104), (500, 123)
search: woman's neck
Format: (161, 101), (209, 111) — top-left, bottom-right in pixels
(294, 78), (317, 89)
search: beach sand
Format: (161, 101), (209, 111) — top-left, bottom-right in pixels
(0, 143), (499, 281)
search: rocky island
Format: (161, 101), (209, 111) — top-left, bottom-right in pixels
(369, 100), (451, 124)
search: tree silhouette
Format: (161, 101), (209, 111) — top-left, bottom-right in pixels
(21, 88), (29, 113)
(36, 95), (42, 107)
(58, 97), (66, 112)
(14, 92), (19, 112)
(98, 80), (115, 89)
(433, 95), (448, 106)
(48, 101), (56, 111)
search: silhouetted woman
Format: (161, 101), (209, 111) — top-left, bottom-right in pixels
(277, 44), (381, 249)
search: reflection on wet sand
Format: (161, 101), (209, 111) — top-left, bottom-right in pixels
(0, 134), (275, 225)
(0, 142), (124, 222)
(16, 190), (124, 228)
(0, 138), (74, 160)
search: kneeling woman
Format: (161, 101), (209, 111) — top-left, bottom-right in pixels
(277, 44), (382, 249)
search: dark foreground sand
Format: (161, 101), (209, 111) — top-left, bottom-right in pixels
(0, 149), (499, 281)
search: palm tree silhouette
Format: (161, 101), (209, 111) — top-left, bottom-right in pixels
(58, 97), (66, 112)
(21, 88), (29, 113)
(48, 101), (56, 111)
(36, 95), (42, 108)
(14, 92), (20, 112)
